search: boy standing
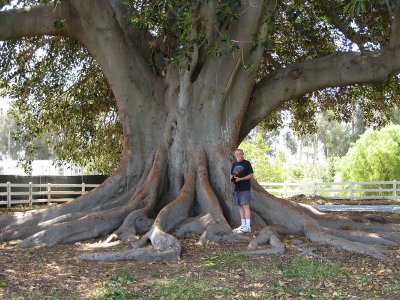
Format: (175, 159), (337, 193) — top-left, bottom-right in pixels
(231, 149), (254, 233)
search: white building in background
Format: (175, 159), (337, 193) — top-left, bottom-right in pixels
(0, 160), (82, 176)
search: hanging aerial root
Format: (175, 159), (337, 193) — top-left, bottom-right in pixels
(244, 226), (285, 255)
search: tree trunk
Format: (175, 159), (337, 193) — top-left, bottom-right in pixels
(2, 70), (399, 261)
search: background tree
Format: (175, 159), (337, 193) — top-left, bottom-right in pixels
(339, 124), (400, 182)
(240, 131), (286, 183)
(0, 109), (54, 164)
(1, 0), (400, 261)
(0, 109), (20, 160)
(316, 111), (352, 159)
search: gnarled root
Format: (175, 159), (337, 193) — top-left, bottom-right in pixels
(249, 181), (399, 260)
(79, 245), (180, 262)
(112, 209), (154, 244)
(9, 146), (168, 248)
(2, 146), (400, 262)
(0, 167), (134, 230)
(175, 213), (214, 238)
(304, 221), (394, 260)
(198, 222), (247, 244)
(245, 226), (285, 255)
(81, 156), (196, 261)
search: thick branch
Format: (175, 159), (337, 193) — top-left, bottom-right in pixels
(0, 2), (70, 40)
(194, 0), (267, 100)
(389, 0), (400, 48)
(240, 48), (400, 139)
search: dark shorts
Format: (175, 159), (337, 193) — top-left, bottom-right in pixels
(234, 190), (251, 206)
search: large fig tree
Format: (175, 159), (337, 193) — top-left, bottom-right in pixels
(1, 0), (400, 261)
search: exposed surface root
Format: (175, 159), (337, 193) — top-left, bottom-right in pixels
(81, 156), (196, 261)
(324, 228), (399, 246)
(249, 184), (400, 260)
(79, 246), (180, 262)
(1, 147), (400, 262)
(292, 245), (325, 260)
(175, 213), (213, 238)
(0, 171), (131, 230)
(304, 223), (393, 260)
(245, 226), (285, 255)
(198, 222), (247, 244)
(113, 209), (154, 243)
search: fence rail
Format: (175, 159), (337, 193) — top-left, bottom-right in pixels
(259, 180), (399, 201)
(0, 182), (100, 207)
(2, 180), (399, 207)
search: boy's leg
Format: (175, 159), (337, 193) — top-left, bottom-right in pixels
(243, 204), (251, 232)
(233, 205), (246, 232)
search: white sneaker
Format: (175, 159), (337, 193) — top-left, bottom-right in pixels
(241, 226), (252, 233)
(233, 225), (245, 233)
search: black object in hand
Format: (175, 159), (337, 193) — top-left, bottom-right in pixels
(231, 176), (236, 182)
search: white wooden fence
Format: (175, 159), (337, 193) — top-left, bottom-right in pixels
(260, 180), (399, 201)
(0, 182), (100, 207)
(2, 180), (399, 208)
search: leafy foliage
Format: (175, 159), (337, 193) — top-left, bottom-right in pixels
(277, 257), (346, 282)
(240, 132), (277, 182)
(259, 0), (400, 134)
(1, 36), (122, 174)
(338, 125), (400, 182)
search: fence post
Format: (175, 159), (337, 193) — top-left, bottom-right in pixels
(312, 182), (317, 196)
(82, 182), (86, 195)
(7, 181), (11, 208)
(29, 182), (32, 207)
(350, 182), (354, 200)
(47, 183), (51, 204)
(393, 180), (398, 201)
(284, 182), (287, 197)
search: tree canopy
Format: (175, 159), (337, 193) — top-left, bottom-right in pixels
(2, 0), (400, 171)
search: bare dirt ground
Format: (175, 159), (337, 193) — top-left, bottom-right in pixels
(0, 197), (399, 300)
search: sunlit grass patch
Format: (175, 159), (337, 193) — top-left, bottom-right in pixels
(89, 285), (138, 300)
(111, 268), (136, 284)
(386, 283), (400, 292)
(277, 257), (346, 282)
(244, 260), (267, 280)
(201, 251), (267, 280)
(89, 269), (138, 300)
(202, 251), (248, 269)
(153, 277), (231, 300)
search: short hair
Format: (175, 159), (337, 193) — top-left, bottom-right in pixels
(234, 149), (244, 154)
